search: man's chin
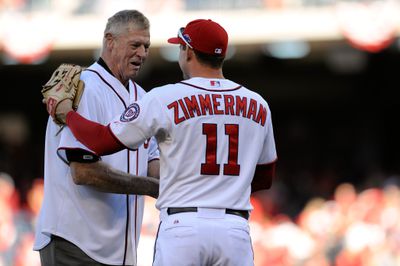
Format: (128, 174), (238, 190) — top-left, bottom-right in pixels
(128, 70), (139, 80)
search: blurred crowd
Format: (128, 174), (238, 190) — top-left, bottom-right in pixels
(249, 181), (400, 265)
(1, 169), (399, 266)
(0, 172), (41, 266)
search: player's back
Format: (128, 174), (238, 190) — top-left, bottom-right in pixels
(152, 77), (276, 211)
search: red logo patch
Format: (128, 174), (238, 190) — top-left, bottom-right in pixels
(120, 103), (140, 122)
(210, 80), (221, 87)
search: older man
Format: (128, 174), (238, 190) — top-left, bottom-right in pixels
(34, 10), (159, 266)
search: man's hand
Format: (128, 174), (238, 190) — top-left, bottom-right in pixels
(55, 99), (74, 124)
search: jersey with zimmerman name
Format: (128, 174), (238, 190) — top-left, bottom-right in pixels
(34, 62), (159, 265)
(110, 77), (277, 211)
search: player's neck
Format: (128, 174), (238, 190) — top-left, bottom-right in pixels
(189, 68), (224, 79)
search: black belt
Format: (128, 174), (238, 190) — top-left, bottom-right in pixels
(167, 207), (249, 220)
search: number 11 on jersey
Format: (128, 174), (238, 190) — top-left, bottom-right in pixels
(201, 123), (240, 176)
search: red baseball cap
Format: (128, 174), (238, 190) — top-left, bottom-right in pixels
(168, 19), (228, 56)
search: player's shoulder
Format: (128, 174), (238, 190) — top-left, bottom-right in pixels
(238, 86), (273, 114)
(236, 83), (269, 104)
(136, 83), (181, 105)
(79, 62), (113, 94)
(147, 83), (179, 96)
(80, 63), (102, 85)
(80, 62), (98, 78)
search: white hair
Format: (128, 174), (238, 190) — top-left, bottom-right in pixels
(104, 9), (150, 36)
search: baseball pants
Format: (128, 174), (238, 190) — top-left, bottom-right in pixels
(153, 208), (254, 266)
(39, 235), (132, 266)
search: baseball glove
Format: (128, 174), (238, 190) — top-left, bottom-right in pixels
(41, 64), (85, 125)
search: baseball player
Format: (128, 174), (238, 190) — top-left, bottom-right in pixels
(48, 19), (277, 266)
(34, 10), (160, 265)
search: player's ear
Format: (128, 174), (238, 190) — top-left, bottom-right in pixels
(186, 47), (194, 62)
(104, 33), (115, 49)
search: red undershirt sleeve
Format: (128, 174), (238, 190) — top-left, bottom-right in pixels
(251, 160), (277, 193)
(66, 111), (125, 156)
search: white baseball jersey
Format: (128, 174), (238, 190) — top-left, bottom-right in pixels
(34, 62), (159, 265)
(110, 77), (277, 211)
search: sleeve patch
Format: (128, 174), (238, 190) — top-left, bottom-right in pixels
(120, 103), (140, 122)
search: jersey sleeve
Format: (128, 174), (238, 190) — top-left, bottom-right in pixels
(148, 136), (160, 162)
(109, 90), (170, 150)
(258, 105), (277, 165)
(134, 83), (160, 161)
(57, 78), (105, 162)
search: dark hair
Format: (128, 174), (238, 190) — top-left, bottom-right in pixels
(180, 45), (225, 69)
(194, 50), (225, 69)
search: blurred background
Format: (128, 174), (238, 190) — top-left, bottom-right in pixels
(1, 0), (400, 265)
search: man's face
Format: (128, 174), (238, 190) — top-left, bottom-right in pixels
(110, 28), (150, 84)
